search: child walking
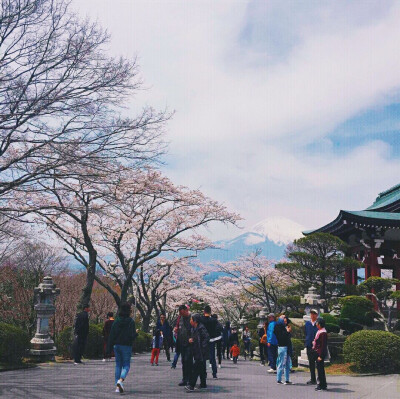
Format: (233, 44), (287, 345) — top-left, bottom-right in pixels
(151, 329), (163, 366)
(230, 342), (240, 363)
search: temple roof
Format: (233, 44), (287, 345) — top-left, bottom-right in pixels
(304, 184), (400, 236)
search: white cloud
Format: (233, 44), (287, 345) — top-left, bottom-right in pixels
(72, 0), (400, 240)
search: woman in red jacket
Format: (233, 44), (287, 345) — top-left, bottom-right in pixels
(312, 318), (328, 391)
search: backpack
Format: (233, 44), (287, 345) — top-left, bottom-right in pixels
(260, 327), (267, 345)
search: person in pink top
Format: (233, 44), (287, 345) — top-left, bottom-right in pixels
(312, 318), (328, 391)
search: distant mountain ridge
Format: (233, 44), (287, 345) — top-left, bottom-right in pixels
(197, 217), (305, 264)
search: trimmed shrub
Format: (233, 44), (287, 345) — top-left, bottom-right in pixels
(84, 324), (103, 359)
(56, 326), (73, 359)
(286, 311), (303, 319)
(290, 338), (303, 367)
(56, 324), (103, 359)
(344, 330), (400, 373)
(339, 318), (364, 335)
(0, 323), (30, 364)
(328, 333), (346, 362)
(290, 323), (305, 339)
(320, 313), (339, 326)
(340, 296), (374, 325)
(132, 331), (152, 353)
(326, 323), (340, 334)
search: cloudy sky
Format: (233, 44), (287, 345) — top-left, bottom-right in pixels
(73, 0), (400, 239)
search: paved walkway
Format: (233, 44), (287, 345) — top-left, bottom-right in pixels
(0, 354), (399, 398)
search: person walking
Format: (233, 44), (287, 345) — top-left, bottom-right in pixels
(107, 302), (138, 394)
(102, 312), (115, 362)
(212, 314), (223, 368)
(274, 316), (293, 385)
(242, 326), (251, 360)
(222, 321), (231, 359)
(185, 314), (210, 392)
(230, 342), (240, 364)
(175, 304), (193, 387)
(171, 326), (180, 369)
(313, 318), (328, 391)
(258, 321), (268, 365)
(305, 309), (319, 385)
(266, 313), (278, 373)
(150, 329), (163, 366)
(156, 313), (172, 362)
(72, 305), (90, 365)
(200, 305), (218, 379)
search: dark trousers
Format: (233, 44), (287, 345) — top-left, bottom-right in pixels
(72, 335), (87, 363)
(216, 340), (222, 365)
(163, 339), (171, 361)
(233, 356), (238, 364)
(316, 357), (327, 389)
(259, 344), (267, 364)
(190, 360), (207, 388)
(268, 344), (278, 369)
(180, 345), (193, 384)
(209, 342), (217, 377)
(307, 347), (317, 382)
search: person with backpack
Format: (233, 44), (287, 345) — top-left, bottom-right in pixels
(185, 314), (210, 392)
(267, 313), (278, 373)
(107, 302), (138, 394)
(212, 314), (223, 368)
(200, 305), (219, 379)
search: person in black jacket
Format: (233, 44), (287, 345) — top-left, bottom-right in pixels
(107, 302), (138, 394)
(72, 305), (90, 364)
(212, 314), (223, 368)
(258, 321), (268, 365)
(186, 314), (210, 392)
(156, 313), (172, 361)
(200, 305), (218, 378)
(222, 321), (231, 359)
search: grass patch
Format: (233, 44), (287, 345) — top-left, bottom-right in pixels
(325, 363), (358, 375)
(0, 359), (37, 372)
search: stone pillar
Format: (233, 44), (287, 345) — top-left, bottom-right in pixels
(30, 276), (60, 361)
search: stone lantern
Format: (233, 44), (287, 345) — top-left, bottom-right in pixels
(239, 317), (248, 333)
(298, 286), (330, 367)
(257, 306), (269, 329)
(30, 276), (60, 361)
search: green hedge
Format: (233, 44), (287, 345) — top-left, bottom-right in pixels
(291, 338), (303, 367)
(0, 323), (30, 364)
(344, 330), (400, 373)
(339, 318), (364, 335)
(320, 313), (339, 326)
(56, 324), (103, 359)
(340, 296), (374, 325)
(326, 323), (340, 334)
(132, 331), (152, 353)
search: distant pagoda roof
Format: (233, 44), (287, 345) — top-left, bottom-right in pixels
(304, 184), (400, 236)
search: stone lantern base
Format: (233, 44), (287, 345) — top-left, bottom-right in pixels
(30, 336), (57, 361)
(298, 348), (330, 367)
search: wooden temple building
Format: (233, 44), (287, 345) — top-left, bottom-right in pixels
(304, 184), (400, 303)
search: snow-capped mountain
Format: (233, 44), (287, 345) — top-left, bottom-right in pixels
(197, 217), (305, 264)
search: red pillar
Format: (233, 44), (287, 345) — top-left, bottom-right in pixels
(345, 267), (352, 285)
(394, 266), (400, 311)
(352, 268), (358, 285)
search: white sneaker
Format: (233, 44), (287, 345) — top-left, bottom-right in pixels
(218, 365), (221, 368)
(117, 379), (124, 393)
(115, 387), (120, 393)
(102, 359), (106, 362)
(267, 368), (275, 373)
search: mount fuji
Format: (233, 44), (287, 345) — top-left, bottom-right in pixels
(197, 217), (305, 264)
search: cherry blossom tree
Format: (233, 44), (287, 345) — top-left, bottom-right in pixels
(214, 250), (292, 313)
(0, 0), (167, 198)
(22, 166), (240, 311)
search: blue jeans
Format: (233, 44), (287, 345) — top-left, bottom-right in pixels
(209, 342), (217, 377)
(172, 350), (180, 367)
(276, 346), (291, 383)
(268, 344), (278, 369)
(114, 345), (132, 384)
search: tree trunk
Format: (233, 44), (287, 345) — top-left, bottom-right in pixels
(142, 314), (151, 333)
(77, 249), (96, 311)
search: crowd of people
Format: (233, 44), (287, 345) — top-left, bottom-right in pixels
(71, 303), (328, 394)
